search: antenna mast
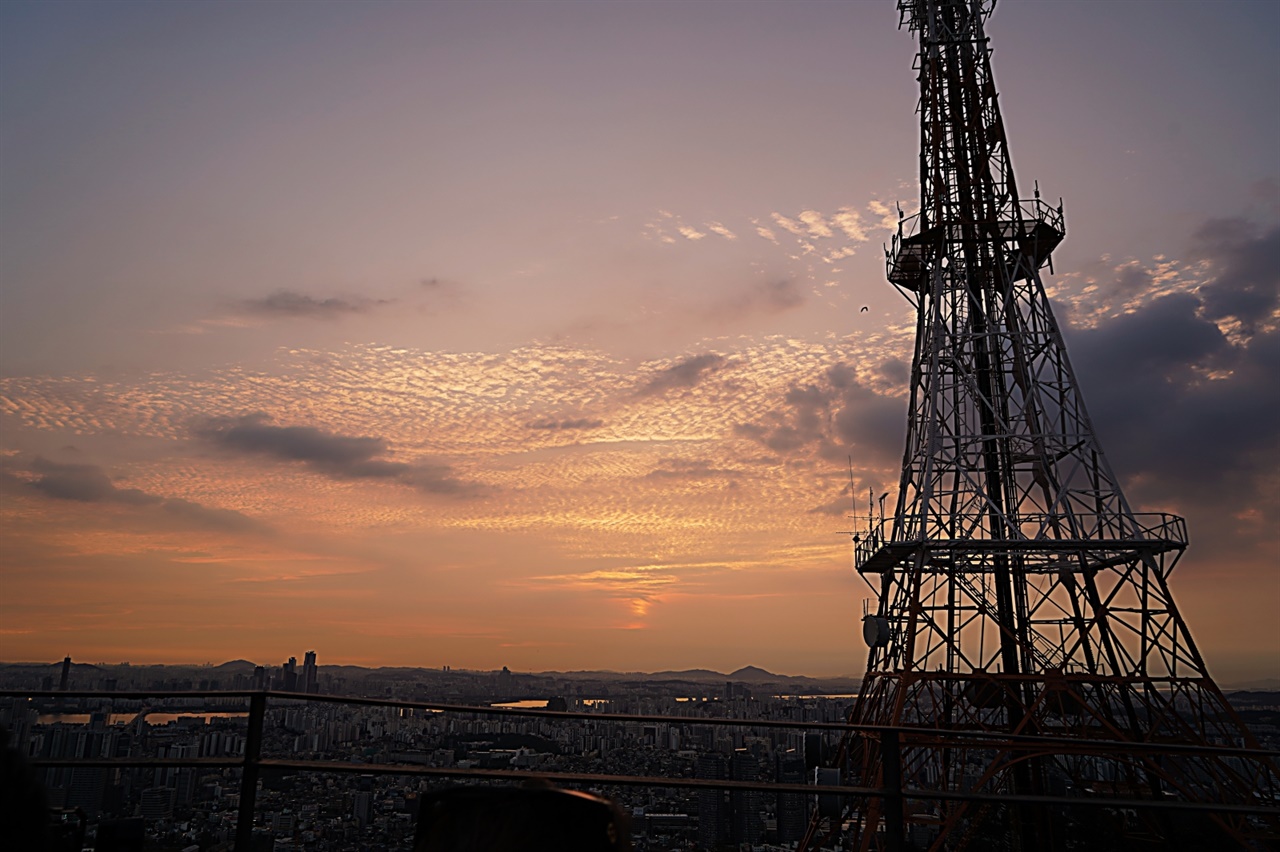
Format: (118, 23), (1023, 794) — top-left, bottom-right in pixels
(804, 2), (1279, 849)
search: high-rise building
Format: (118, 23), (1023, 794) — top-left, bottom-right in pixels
(696, 753), (728, 850)
(353, 790), (372, 828)
(776, 750), (807, 846)
(302, 650), (318, 694)
(280, 657), (298, 692)
(730, 748), (763, 845)
(68, 764), (106, 819)
(139, 787), (175, 821)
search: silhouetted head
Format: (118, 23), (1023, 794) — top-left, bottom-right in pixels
(0, 726), (52, 852)
(413, 784), (629, 852)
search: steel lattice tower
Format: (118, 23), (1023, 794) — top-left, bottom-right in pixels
(806, 2), (1280, 850)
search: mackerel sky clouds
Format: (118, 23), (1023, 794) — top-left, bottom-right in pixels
(2, 1), (1277, 682)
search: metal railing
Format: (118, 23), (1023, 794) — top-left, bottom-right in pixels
(853, 511), (1188, 573)
(5, 689), (1278, 852)
(886, 197), (1065, 291)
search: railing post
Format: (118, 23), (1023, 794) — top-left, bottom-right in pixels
(235, 691), (266, 852)
(881, 729), (904, 852)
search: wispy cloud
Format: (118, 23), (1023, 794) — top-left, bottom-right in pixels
(832, 207), (869, 241)
(706, 222), (737, 240)
(644, 210), (740, 244)
(752, 220), (778, 243)
(771, 212), (807, 236)
(797, 210), (832, 238)
(644, 458), (741, 481)
(418, 277), (467, 314)
(235, 290), (391, 320)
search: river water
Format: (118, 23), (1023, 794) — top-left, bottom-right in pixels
(37, 712), (245, 726)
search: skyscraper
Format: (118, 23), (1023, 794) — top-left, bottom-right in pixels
(302, 650), (318, 694)
(730, 748), (763, 845)
(776, 750), (807, 846)
(696, 753), (728, 850)
(280, 656), (298, 692)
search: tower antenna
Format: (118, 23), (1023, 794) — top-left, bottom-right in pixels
(802, 2), (1278, 849)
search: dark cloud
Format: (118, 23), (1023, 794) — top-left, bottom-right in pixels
(1059, 259), (1159, 318)
(637, 353), (726, 397)
(1190, 218), (1280, 333)
(1065, 293), (1279, 555)
(28, 458), (161, 505)
(876, 357), (910, 386)
(198, 413), (486, 497)
(20, 458), (264, 532)
(1078, 213), (1280, 496)
(735, 363), (905, 466)
(1113, 263), (1154, 296)
(236, 290), (389, 319)
(1072, 292), (1231, 379)
(201, 413), (402, 476)
(527, 418), (605, 431)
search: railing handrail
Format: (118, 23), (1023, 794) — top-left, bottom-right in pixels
(8, 687), (1277, 852)
(7, 688), (1277, 759)
(857, 510), (1187, 547)
(893, 197), (1064, 242)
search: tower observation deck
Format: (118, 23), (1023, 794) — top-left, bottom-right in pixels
(803, 2), (1280, 850)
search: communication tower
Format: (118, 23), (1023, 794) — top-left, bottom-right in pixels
(807, 2), (1279, 849)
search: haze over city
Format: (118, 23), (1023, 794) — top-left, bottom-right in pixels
(2, 0), (1277, 684)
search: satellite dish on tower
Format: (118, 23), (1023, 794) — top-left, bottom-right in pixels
(862, 615), (890, 648)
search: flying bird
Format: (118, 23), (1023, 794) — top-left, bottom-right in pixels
(860, 306), (869, 312)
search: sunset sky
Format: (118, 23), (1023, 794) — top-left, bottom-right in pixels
(2, 1), (1277, 683)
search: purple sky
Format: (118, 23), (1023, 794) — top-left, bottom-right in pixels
(2, 1), (1277, 683)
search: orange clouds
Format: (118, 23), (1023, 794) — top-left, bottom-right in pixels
(0, 335), (913, 671)
(2, 300), (1276, 681)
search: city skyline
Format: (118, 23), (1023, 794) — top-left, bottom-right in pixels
(2, 1), (1277, 682)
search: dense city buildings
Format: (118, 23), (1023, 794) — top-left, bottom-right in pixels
(4, 657), (1276, 850)
(2, 657), (871, 850)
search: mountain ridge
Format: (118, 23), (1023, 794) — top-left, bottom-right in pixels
(0, 659), (857, 683)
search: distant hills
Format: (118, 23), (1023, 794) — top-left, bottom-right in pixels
(5, 658), (1271, 697)
(210, 659), (256, 673)
(0, 658), (857, 688)
(537, 665), (852, 687)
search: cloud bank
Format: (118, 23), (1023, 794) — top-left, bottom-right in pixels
(197, 412), (486, 497)
(16, 457), (264, 533)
